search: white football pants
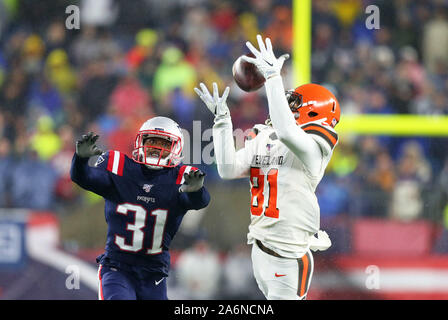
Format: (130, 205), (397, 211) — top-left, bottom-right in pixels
(251, 241), (314, 300)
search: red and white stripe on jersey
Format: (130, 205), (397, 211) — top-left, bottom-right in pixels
(98, 264), (104, 300)
(176, 165), (198, 185)
(106, 150), (125, 176)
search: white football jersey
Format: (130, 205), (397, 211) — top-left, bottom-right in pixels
(212, 77), (339, 259)
(242, 122), (338, 258)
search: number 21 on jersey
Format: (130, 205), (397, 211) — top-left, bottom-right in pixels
(250, 167), (279, 218)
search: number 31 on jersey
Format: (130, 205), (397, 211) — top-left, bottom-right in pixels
(250, 167), (279, 219)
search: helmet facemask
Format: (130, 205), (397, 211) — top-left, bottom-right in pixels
(266, 91), (304, 126)
(286, 90), (303, 113)
(286, 90), (307, 122)
(285, 89), (335, 127)
(133, 130), (183, 169)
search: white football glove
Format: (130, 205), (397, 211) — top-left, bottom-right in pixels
(309, 230), (332, 252)
(242, 34), (290, 80)
(194, 82), (230, 121)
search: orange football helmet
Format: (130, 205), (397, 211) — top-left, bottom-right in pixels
(285, 83), (341, 128)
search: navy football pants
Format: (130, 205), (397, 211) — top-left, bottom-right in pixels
(98, 264), (167, 300)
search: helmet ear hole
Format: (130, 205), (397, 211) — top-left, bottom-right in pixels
(308, 111), (318, 118)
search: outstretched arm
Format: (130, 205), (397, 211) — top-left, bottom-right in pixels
(265, 76), (322, 174)
(242, 35), (323, 176)
(195, 83), (251, 179)
(70, 132), (116, 198)
(178, 169), (211, 210)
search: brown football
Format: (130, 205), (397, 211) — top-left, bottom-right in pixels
(232, 53), (265, 92)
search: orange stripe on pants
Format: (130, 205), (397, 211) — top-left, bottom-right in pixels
(300, 253), (309, 297)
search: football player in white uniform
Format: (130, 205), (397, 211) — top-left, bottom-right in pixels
(195, 35), (341, 300)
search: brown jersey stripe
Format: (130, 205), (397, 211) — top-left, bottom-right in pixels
(302, 124), (338, 149)
(297, 257), (304, 297)
(304, 129), (336, 149)
(302, 123), (338, 140)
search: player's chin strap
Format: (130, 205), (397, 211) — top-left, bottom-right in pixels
(145, 164), (164, 170)
(309, 230), (332, 252)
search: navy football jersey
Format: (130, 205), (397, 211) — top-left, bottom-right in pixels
(70, 150), (210, 276)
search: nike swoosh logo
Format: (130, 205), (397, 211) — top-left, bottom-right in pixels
(275, 273), (286, 277)
(155, 278), (165, 285)
(264, 59), (273, 66)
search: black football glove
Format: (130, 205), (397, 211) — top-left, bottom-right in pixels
(76, 132), (104, 158)
(179, 169), (206, 193)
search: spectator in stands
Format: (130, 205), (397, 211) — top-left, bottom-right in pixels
(181, 7), (218, 50)
(422, 6), (448, 74)
(106, 116), (138, 156)
(79, 59), (119, 124)
(27, 74), (63, 119)
(22, 34), (45, 76)
(70, 26), (108, 66)
(51, 125), (78, 203)
(439, 159), (448, 204)
(0, 138), (13, 207)
(29, 115), (62, 162)
(317, 174), (351, 219)
(170, 88), (196, 132)
(109, 73), (153, 122)
(174, 238), (222, 299)
(389, 141), (431, 221)
(0, 66), (29, 120)
(222, 243), (262, 300)
(251, 0), (274, 31)
(238, 12), (260, 44)
(44, 49), (77, 95)
(0, 1), (11, 37)
(44, 20), (69, 54)
(127, 28), (158, 71)
(363, 89), (393, 114)
(433, 159), (448, 253)
(264, 6), (293, 52)
(358, 150), (396, 218)
(327, 140), (359, 178)
(152, 46), (197, 103)
(10, 149), (58, 210)
(80, 0), (118, 28)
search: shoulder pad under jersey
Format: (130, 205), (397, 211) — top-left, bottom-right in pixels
(95, 150), (126, 176)
(245, 124), (269, 141)
(301, 122), (339, 155)
(176, 165), (199, 185)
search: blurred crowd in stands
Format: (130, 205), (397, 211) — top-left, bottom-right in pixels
(0, 0), (447, 231)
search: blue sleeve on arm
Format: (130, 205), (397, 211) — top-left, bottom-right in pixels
(70, 152), (116, 199)
(178, 186), (211, 210)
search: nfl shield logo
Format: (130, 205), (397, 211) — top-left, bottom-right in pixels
(143, 184), (153, 193)
(266, 144), (274, 152)
(94, 153), (106, 167)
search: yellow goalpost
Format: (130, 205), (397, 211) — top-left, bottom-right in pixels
(292, 0), (448, 137)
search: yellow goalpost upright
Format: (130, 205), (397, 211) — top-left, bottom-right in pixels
(292, 0), (448, 137)
(292, 0), (311, 86)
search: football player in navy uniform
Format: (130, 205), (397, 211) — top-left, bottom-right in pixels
(70, 116), (210, 300)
